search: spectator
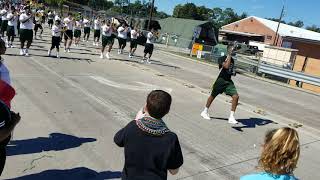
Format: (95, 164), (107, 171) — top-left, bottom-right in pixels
(114, 90), (183, 180)
(241, 127), (300, 180)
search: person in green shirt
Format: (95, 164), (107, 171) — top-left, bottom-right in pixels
(201, 44), (239, 124)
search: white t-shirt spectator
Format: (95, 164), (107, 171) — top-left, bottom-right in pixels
(131, 29), (139, 39)
(7, 12), (17, 26)
(19, 13), (33, 30)
(94, 19), (101, 30)
(102, 25), (112, 37)
(0, 9), (8, 21)
(52, 25), (61, 37)
(146, 32), (155, 44)
(64, 17), (73, 30)
(118, 26), (129, 39)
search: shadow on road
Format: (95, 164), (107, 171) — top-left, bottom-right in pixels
(211, 117), (277, 132)
(5, 167), (121, 180)
(6, 133), (96, 156)
(5, 53), (94, 63)
(112, 57), (180, 69)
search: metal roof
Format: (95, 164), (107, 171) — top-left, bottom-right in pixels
(222, 16), (320, 42)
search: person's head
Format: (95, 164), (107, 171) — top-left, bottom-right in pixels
(11, 6), (15, 13)
(0, 39), (6, 55)
(24, 6), (31, 14)
(55, 20), (61, 26)
(145, 90), (172, 119)
(258, 127), (300, 175)
(68, 12), (72, 18)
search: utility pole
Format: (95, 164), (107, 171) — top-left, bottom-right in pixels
(273, 5), (285, 46)
(147, 0), (155, 31)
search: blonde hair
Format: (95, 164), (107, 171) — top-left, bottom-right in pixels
(258, 127), (300, 175)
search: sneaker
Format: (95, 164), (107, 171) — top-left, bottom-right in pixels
(10, 44), (14, 48)
(64, 49), (67, 53)
(106, 53), (110, 59)
(95, 43), (99, 46)
(25, 49), (29, 56)
(100, 53), (104, 59)
(228, 116), (238, 124)
(56, 53), (60, 58)
(201, 111), (211, 120)
(93, 42), (96, 46)
(117, 49), (121, 54)
(67, 49), (71, 53)
(146, 58), (151, 64)
(140, 59), (145, 63)
(20, 49), (25, 55)
(48, 50), (51, 56)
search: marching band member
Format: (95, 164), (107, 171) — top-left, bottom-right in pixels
(34, 10), (43, 39)
(117, 23), (129, 54)
(48, 19), (62, 58)
(19, 6), (33, 56)
(129, 26), (139, 58)
(83, 17), (90, 42)
(100, 20), (115, 59)
(142, 28), (156, 64)
(63, 13), (74, 53)
(0, 5), (8, 38)
(73, 17), (83, 47)
(47, 10), (54, 28)
(93, 16), (101, 46)
(6, 6), (18, 48)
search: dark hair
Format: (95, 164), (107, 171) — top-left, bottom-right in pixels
(68, 12), (72, 16)
(55, 20), (61, 25)
(146, 90), (172, 119)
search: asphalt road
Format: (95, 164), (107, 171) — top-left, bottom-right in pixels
(2, 30), (320, 180)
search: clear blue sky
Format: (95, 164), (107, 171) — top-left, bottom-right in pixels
(155, 0), (320, 27)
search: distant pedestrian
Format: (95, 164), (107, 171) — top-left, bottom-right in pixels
(117, 23), (129, 54)
(114, 90), (183, 180)
(19, 6), (34, 56)
(93, 16), (101, 46)
(100, 20), (115, 59)
(48, 20), (62, 58)
(82, 17), (90, 42)
(129, 26), (139, 58)
(6, 6), (18, 48)
(241, 127), (300, 180)
(142, 28), (156, 64)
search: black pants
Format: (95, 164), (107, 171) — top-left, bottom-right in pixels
(51, 36), (61, 50)
(118, 38), (127, 49)
(0, 146), (6, 176)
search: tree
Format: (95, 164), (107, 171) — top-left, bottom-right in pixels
(306, 25), (320, 33)
(267, 18), (286, 24)
(288, 20), (304, 28)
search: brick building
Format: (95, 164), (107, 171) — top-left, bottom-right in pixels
(219, 16), (320, 93)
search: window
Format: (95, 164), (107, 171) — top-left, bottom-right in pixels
(266, 35), (272, 40)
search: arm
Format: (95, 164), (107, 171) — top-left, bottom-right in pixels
(167, 135), (184, 175)
(0, 112), (20, 142)
(222, 55), (232, 69)
(20, 15), (32, 23)
(114, 126), (126, 147)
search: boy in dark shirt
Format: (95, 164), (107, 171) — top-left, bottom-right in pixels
(201, 44), (239, 124)
(114, 90), (183, 180)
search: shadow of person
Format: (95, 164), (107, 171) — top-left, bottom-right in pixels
(6, 133), (96, 156)
(5, 167), (122, 180)
(233, 118), (277, 132)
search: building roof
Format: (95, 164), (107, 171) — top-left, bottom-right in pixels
(220, 29), (263, 37)
(158, 17), (208, 39)
(223, 16), (320, 42)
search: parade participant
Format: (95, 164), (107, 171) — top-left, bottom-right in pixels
(142, 28), (156, 64)
(34, 10), (43, 39)
(6, 6), (18, 48)
(48, 19), (62, 58)
(129, 26), (139, 58)
(241, 127), (300, 180)
(117, 23), (129, 54)
(0, 5), (8, 38)
(0, 38), (21, 176)
(82, 17), (90, 42)
(47, 10), (54, 28)
(100, 20), (114, 59)
(19, 6), (33, 56)
(200, 43), (239, 124)
(114, 90), (183, 180)
(73, 17), (82, 47)
(93, 16), (101, 46)
(63, 13), (74, 53)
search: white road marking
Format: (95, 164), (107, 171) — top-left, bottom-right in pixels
(90, 75), (173, 93)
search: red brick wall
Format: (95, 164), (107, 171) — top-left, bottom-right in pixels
(222, 17), (281, 45)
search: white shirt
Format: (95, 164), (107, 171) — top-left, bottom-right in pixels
(130, 29), (139, 39)
(146, 32), (155, 44)
(83, 19), (90, 27)
(0, 9), (7, 20)
(35, 15), (42, 25)
(74, 20), (82, 30)
(19, 13), (33, 30)
(94, 19), (101, 30)
(48, 12), (54, 20)
(64, 17), (73, 30)
(7, 12), (17, 26)
(55, 15), (60, 21)
(52, 25), (61, 37)
(117, 26), (129, 39)
(102, 25), (112, 36)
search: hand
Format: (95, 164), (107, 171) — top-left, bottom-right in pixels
(10, 111), (21, 125)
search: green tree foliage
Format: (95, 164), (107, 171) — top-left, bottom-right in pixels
(306, 25), (320, 33)
(288, 20), (304, 28)
(88, 0), (114, 10)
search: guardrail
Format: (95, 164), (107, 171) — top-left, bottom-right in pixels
(258, 63), (320, 87)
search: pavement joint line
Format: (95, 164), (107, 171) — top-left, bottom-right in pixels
(158, 50), (320, 97)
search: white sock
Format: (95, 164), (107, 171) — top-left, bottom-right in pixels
(204, 107), (208, 113)
(230, 111), (235, 118)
